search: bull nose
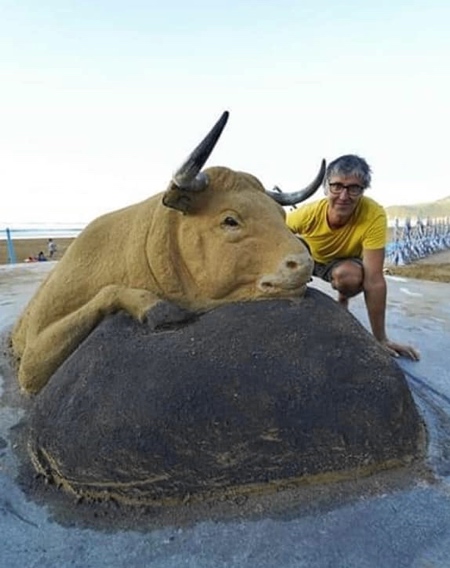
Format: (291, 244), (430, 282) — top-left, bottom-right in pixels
(282, 253), (313, 273)
(281, 253), (314, 284)
(258, 253), (313, 295)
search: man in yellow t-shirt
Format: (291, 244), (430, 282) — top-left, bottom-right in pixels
(287, 154), (419, 361)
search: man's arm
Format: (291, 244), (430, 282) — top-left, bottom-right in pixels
(362, 248), (420, 361)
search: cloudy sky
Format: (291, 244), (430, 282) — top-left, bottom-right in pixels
(1, 0), (449, 226)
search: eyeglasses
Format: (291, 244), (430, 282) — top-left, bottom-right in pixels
(328, 182), (364, 197)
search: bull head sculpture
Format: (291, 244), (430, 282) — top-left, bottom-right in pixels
(163, 111), (325, 212)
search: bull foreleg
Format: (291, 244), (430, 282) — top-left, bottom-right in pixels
(16, 285), (162, 394)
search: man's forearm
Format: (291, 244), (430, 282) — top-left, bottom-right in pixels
(364, 280), (388, 341)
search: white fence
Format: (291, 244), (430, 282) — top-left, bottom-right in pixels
(385, 217), (450, 266)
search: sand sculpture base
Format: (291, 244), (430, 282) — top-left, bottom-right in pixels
(28, 288), (425, 505)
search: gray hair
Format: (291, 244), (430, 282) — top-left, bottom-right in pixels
(324, 154), (372, 189)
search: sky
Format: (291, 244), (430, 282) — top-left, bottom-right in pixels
(1, 0), (449, 227)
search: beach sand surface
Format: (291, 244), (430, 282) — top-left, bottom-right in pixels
(384, 248), (450, 282)
(0, 237), (75, 265)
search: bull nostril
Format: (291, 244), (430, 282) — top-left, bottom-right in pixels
(261, 281), (274, 289)
(286, 261), (298, 270)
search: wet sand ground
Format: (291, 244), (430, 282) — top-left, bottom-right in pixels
(1, 263), (450, 566)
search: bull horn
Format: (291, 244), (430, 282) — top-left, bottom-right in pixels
(172, 111), (229, 191)
(266, 159), (326, 206)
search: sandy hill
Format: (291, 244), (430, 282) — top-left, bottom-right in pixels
(385, 196), (450, 220)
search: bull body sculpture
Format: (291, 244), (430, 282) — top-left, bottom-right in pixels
(12, 111), (325, 394)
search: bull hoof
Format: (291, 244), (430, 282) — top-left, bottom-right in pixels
(146, 300), (197, 330)
(28, 288), (425, 506)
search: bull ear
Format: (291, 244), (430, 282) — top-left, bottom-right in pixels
(266, 159), (326, 206)
(162, 185), (190, 213)
(162, 175), (208, 213)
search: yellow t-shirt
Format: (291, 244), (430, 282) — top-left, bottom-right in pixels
(286, 196), (387, 264)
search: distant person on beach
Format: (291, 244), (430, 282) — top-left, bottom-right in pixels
(287, 154), (420, 361)
(25, 251), (47, 262)
(47, 238), (57, 259)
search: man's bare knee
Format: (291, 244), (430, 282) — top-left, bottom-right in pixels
(331, 261), (363, 297)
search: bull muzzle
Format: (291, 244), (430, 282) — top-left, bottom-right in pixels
(258, 253), (313, 296)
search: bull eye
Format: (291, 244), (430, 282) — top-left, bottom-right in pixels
(222, 216), (239, 228)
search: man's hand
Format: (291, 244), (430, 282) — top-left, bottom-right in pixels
(379, 338), (420, 361)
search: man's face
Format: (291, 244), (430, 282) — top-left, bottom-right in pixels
(326, 174), (364, 216)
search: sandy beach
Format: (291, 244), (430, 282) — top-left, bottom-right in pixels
(0, 237), (75, 265)
(2, 236), (450, 283)
(386, 249), (450, 282)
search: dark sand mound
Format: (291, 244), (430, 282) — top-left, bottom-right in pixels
(28, 288), (425, 505)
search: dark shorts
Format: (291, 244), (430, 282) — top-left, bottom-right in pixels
(313, 258), (363, 283)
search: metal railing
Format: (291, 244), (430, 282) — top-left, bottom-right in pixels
(5, 228), (17, 264)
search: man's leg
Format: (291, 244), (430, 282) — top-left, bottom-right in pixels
(329, 260), (364, 308)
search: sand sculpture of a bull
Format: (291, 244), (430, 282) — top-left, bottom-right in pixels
(12, 111), (326, 394)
